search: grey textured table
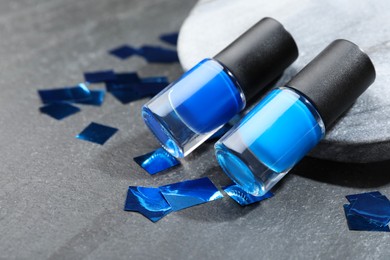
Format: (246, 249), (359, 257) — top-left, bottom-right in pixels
(1, 1), (390, 259)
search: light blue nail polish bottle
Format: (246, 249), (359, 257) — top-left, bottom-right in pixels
(215, 40), (376, 196)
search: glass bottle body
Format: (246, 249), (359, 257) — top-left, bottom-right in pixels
(215, 87), (325, 196)
(142, 58), (245, 158)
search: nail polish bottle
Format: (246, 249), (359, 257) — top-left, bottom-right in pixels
(142, 17), (298, 158)
(215, 39), (376, 196)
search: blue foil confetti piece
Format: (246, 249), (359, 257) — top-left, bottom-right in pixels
(40, 103), (80, 120)
(134, 77), (169, 96)
(110, 73), (141, 84)
(159, 32), (179, 46)
(348, 194), (390, 226)
(109, 45), (137, 59)
(223, 184), (273, 206)
(159, 177), (223, 211)
(105, 76), (141, 91)
(76, 122), (118, 145)
(84, 70), (116, 83)
(343, 204), (390, 232)
(106, 75), (168, 103)
(139, 45), (179, 63)
(344, 191), (390, 231)
(38, 83), (91, 104)
(105, 72), (141, 93)
(141, 76), (169, 84)
(74, 90), (105, 106)
(124, 186), (172, 222)
(106, 81), (137, 92)
(133, 148), (180, 175)
(346, 191), (383, 202)
(109, 45), (178, 63)
(110, 89), (144, 104)
(132, 83), (166, 96)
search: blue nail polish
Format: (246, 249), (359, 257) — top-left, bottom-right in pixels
(215, 40), (376, 196)
(169, 59), (244, 134)
(142, 17), (298, 157)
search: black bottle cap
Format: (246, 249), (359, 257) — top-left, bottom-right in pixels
(214, 17), (298, 101)
(287, 39), (376, 128)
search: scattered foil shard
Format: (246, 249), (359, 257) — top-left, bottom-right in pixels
(76, 122), (118, 145)
(133, 148), (180, 175)
(109, 45), (137, 59)
(344, 191), (390, 232)
(74, 90), (105, 106)
(105, 73), (141, 92)
(136, 76), (169, 96)
(109, 44), (178, 63)
(223, 184), (273, 206)
(84, 70), (116, 83)
(124, 186), (173, 222)
(138, 45), (179, 63)
(106, 73), (169, 104)
(344, 204), (390, 232)
(38, 83), (105, 119)
(346, 191), (383, 202)
(159, 32), (179, 46)
(40, 103), (80, 120)
(159, 177), (223, 211)
(124, 178), (223, 222)
(38, 83), (91, 104)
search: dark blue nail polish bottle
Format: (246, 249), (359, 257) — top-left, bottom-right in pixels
(215, 39), (376, 196)
(142, 17), (298, 158)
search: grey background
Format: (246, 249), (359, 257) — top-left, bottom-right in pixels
(1, 0), (390, 259)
